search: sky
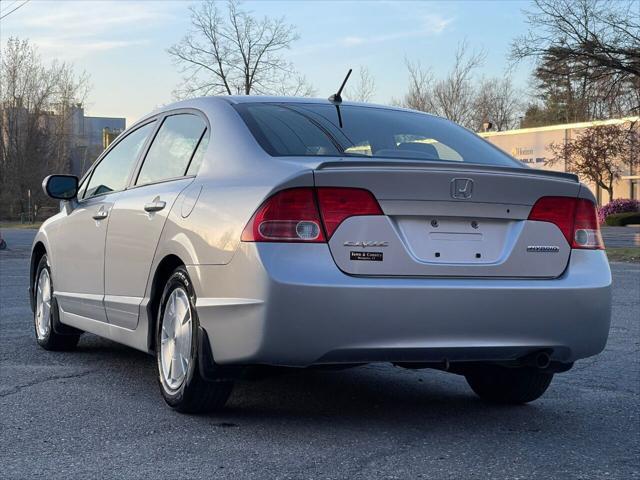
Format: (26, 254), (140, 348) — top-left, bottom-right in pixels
(1, 0), (534, 126)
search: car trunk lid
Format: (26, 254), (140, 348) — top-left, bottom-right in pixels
(314, 160), (580, 278)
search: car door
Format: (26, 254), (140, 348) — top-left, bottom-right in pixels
(51, 121), (157, 323)
(103, 112), (209, 329)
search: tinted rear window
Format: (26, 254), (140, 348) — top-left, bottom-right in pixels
(235, 103), (521, 167)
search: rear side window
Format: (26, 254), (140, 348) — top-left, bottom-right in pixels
(186, 130), (209, 176)
(235, 103), (521, 168)
(136, 114), (207, 186)
(84, 122), (155, 199)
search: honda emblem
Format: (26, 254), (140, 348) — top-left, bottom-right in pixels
(451, 178), (474, 199)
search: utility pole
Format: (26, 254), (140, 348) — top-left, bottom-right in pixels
(27, 189), (32, 223)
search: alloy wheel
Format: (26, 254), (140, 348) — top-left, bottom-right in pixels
(35, 268), (52, 340)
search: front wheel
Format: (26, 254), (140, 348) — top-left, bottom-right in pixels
(156, 267), (233, 413)
(33, 255), (81, 351)
(465, 366), (553, 404)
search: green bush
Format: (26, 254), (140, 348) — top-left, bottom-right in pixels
(605, 212), (640, 226)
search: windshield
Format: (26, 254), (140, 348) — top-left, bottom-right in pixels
(234, 102), (522, 168)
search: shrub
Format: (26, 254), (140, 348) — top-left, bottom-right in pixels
(598, 198), (640, 224)
(604, 212), (640, 226)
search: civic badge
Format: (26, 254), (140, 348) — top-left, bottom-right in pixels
(451, 178), (473, 199)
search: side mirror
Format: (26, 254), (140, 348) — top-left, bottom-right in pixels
(42, 175), (79, 200)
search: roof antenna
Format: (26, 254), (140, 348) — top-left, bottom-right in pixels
(329, 68), (352, 128)
(328, 68), (352, 103)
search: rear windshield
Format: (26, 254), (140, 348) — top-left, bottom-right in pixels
(234, 103), (521, 167)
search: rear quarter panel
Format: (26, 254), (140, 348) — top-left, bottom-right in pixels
(153, 99), (316, 267)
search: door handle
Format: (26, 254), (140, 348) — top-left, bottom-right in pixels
(144, 200), (166, 213)
(92, 208), (108, 220)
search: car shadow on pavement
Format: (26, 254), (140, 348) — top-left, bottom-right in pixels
(224, 367), (561, 426)
(46, 333), (565, 433)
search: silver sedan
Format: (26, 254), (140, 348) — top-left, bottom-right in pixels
(30, 97), (611, 413)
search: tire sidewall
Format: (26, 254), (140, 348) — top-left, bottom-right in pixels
(34, 255), (53, 347)
(156, 267), (200, 406)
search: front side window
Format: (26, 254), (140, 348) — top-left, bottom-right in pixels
(84, 122), (155, 199)
(234, 103), (521, 168)
(77, 175), (88, 200)
(136, 114), (207, 186)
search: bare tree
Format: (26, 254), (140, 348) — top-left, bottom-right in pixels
(271, 73), (316, 97)
(512, 0), (640, 118)
(398, 59), (433, 111)
(346, 66), (376, 102)
(168, 0), (310, 98)
(0, 37), (89, 219)
(429, 42), (485, 127)
(547, 121), (639, 201)
(401, 42), (485, 128)
(473, 77), (523, 131)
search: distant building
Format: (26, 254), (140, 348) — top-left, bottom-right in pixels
(0, 101), (126, 219)
(1, 103), (125, 178)
(68, 106), (126, 176)
(480, 117), (639, 204)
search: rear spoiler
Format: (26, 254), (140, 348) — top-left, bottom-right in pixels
(314, 159), (579, 183)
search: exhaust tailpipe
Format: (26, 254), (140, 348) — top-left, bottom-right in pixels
(520, 350), (552, 369)
(534, 352), (551, 369)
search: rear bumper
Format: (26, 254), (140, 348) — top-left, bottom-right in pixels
(188, 245), (612, 367)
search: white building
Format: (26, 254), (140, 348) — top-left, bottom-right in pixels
(480, 117), (639, 205)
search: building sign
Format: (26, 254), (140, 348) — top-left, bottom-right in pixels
(510, 146), (546, 165)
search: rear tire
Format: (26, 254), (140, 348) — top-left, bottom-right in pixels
(33, 255), (81, 351)
(156, 266), (233, 413)
(465, 366), (553, 404)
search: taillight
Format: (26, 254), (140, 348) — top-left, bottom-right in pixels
(316, 187), (383, 238)
(241, 187), (382, 242)
(572, 198), (604, 249)
(527, 197), (576, 243)
(241, 188), (325, 242)
(528, 196), (604, 249)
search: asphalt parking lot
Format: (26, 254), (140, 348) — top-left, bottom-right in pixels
(1, 228), (638, 480)
(601, 226), (640, 247)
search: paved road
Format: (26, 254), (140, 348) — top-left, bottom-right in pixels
(1, 228), (639, 480)
(601, 226), (640, 248)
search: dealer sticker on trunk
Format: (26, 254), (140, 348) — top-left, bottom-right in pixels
(350, 251), (384, 262)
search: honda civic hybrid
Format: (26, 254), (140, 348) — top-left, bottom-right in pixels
(31, 97), (612, 413)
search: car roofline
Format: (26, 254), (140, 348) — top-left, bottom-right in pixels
(219, 95), (435, 115)
(140, 95), (437, 118)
